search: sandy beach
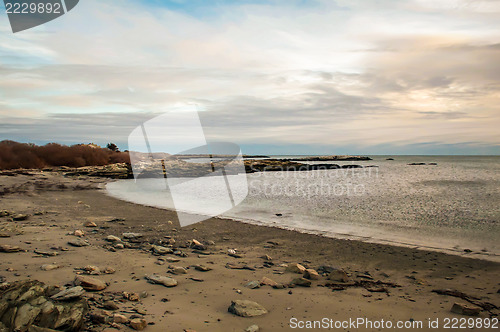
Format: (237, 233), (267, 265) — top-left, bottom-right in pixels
(0, 172), (498, 331)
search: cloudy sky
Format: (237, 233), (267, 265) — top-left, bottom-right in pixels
(1, 0), (499, 155)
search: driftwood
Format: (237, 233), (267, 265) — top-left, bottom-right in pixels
(432, 289), (498, 313)
(325, 280), (401, 294)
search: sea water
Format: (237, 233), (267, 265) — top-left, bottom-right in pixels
(106, 156), (500, 260)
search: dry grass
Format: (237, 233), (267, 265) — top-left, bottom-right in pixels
(0, 140), (130, 170)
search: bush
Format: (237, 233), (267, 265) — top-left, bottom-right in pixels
(0, 141), (130, 170)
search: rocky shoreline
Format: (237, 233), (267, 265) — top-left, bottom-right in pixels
(0, 172), (498, 331)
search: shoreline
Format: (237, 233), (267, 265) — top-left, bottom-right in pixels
(1, 172), (499, 331)
(105, 180), (500, 263)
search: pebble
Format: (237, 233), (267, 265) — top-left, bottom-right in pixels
(246, 325), (260, 332)
(106, 235), (121, 242)
(169, 266), (188, 275)
(41, 264), (60, 271)
(67, 238), (90, 247)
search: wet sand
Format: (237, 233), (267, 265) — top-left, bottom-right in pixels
(0, 172), (499, 331)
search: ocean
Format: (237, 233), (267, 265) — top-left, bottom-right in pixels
(106, 155), (500, 261)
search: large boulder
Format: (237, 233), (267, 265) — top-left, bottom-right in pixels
(0, 280), (88, 331)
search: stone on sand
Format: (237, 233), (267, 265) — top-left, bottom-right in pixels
(113, 314), (129, 324)
(74, 275), (107, 291)
(228, 300), (268, 317)
(67, 238), (89, 247)
(146, 274), (178, 287)
(193, 265), (212, 272)
(130, 318), (147, 330)
(41, 264), (60, 271)
(152, 245), (173, 255)
(84, 221), (97, 227)
(190, 239), (206, 250)
(291, 278), (311, 287)
(246, 325), (260, 332)
(450, 303), (480, 316)
(285, 263), (306, 274)
(303, 269), (320, 280)
(12, 214), (29, 221)
(0, 244), (22, 253)
(260, 277), (278, 287)
(106, 235), (121, 242)
(327, 269), (350, 283)
(169, 266), (187, 275)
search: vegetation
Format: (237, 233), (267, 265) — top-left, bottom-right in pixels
(0, 140), (130, 170)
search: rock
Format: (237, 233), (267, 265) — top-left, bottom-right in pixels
(82, 265), (101, 275)
(260, 277), (278, 287)
(165, 257), (180, 263)
(67, 238), (89, 247)
(151, 245), (173, 255)
(123, 292), (140, 301)
(303, 269), (320, 280)
(73, 230), (85, 237)
(51, 286), (85, 301)
(0, 280), (87, 331)
(130, 318), (147, 330)
(193, 265), (212, 272)
(291, 278), (311, 287)
(228, 249), (243, 258)
(245, 281), (261, 289)
(0, 210), (11, 217)
(169, 266), (187, 275)
(103, 301), (119, 310)
(40, 264), (60, 271)
(327, 269), (350, 282)
(114, 243), (124, 249)
(450, 303), (480, 316)
(260, 255), (272, 261)
(102, 267), (115, 274)
(146, 274), (178, 287)
(113, 314), (129, 324)
(84, 221), (97, 227)
(228, 300), (268, 317)
(74, 275), (107, 291)
(285, 263), (306, 274)
(122, 233), (143, 240)
(12, 214), (29, 221)
(190, 239), (206, 250)
(0, 244), (22, 253)
(106, 235), (121, 242)
(34, 250), (57, 257)
(246, 325), (260, 332)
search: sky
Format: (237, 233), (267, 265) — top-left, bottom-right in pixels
(0, 0), (499, 155)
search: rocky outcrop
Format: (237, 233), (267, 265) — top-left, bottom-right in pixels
(0, 280), (88, 331)
(287, 155), (372, 161)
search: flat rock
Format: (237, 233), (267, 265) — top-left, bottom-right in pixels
(291, 278), (311, 287)
(113, 314), (129, 324)
(0, 244), (22, 253)
(152, 245), (173, 255)
(12, 214), (29, 221)
(260, 277), (278, 287)
(228, 300), (268, 317)
(146, 274), (178, 287)
(67, 238), (89, 247)
(74, 275), (107, 291)
(193, 265), (212, 272)
(122, 232), (143, 240)
(450, 303), (481, 316)
(41, 264), (60, 271)
(285, 263), (306, 274)
(51, 286), (85, 301)
(245, 281), (261, 289)
(169, 266), (187, 275)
